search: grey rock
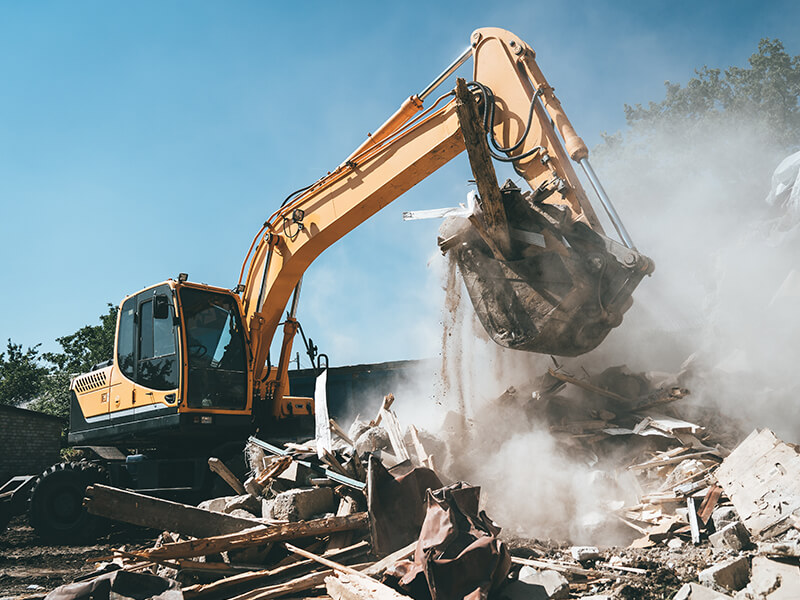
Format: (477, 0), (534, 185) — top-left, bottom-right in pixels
(227, 508), (257, 520)
(270, 486), (335, 522)
(712, 505), (741, 531)
(699, 556), (751, 592)
(518, 566), (569, 599)
(570, 546), (600, 562)
(348, 417), (371, 444)
(710, 521), (751, 551)
(224, 494), (262, 516)
(197, 496), (233, 513)
(354, 426), (391, 456)
(673, 582), (732, 599)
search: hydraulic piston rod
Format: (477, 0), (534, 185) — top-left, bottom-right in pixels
(418, 46), (473, 101)
(579, 157), (636, 250)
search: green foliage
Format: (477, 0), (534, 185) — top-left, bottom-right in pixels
(0, 341), (49, 406)
(621, 38), (800, 150)
(29, 304), (118, 420)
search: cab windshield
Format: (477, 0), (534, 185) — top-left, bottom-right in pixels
(179, 288), (247, 409)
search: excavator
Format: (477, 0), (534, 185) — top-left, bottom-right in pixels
(0, 27), (652, 541)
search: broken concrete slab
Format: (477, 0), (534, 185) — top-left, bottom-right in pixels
(268, 486), (335, 522)
(699, 556), (750, 593)
(224, 494), (261, 516)
(673, 582), (732, 599)
(715, 429), (800, 539)
(518, 566), (569, 599)
(709, 521), (751, 551)
(748, 555), (800, 599)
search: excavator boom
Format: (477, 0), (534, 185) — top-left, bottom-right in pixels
(239, 27), (653, 403)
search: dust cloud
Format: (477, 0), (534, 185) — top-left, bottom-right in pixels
(421, 113), (799, 543)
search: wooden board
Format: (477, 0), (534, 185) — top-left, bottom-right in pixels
(84, 484), (265, 538)
(139, 512), (370, 560)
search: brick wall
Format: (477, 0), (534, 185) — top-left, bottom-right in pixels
(0, 406), (63, 483)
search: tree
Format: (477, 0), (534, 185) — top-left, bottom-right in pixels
(0, 341), (49, 406)
(29, 305), (118, 419)
(620, 38), (800, 150)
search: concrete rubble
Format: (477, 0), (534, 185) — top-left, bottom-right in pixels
(22, 365), (800, 600)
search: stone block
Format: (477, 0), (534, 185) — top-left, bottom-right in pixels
(699, 556), (750, 592)
(570, 546), (600, 562)
(269, 486), (335, 522)
(712, 506), (740, 531)
(224, 494), (262, 516)
(709, 521), (751, 551)
(518, 566), (569, 599)
(197, 496), (233, 513)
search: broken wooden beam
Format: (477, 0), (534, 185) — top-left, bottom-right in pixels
(182, 540), (369, 599)
(453, 77), (512, 258)
(84, 484), (265, 538)
(208, 457), (247, 495)
(138, 512), (370, 561)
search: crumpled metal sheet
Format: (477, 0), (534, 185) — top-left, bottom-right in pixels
(45, 568), (182, 600)
(369, 456), (444, 556)
(385, 482), (511, 600)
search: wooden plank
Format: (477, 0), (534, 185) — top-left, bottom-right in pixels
(229, 569), (332, 600)
(328, 493), (359, 550)
(138, 512), (370, 561)
(628, 451), (720, 471)
(362, 541), (416, 578)
(379, 407), (410, 463)
(287, 543), (407, 599)
(687, 497), (701, 545)
(697, 485), (723, 525)
(330, 419), (354, 446)
(453, 77), (512, 258)
(547, 368), (634, 405)
(255, 455), (293, 486)
(183, 540), (369, 599)
(208, 457), (247, 495)
(407, 425), (433, 470)
(84, 484), (266, 538)
(372, 394), (395, 427)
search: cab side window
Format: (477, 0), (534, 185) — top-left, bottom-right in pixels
(137, 295), (178, 390)
(117, 298), (136, 379)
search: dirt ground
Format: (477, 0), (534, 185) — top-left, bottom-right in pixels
(0, 517), (157, 598)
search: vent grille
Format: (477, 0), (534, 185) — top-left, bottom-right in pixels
(74, 370), (108, 394)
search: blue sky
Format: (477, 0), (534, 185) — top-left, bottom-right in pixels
(1, 1), (798, 367)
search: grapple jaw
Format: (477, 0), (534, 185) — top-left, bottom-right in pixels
(439, 182), (654, 357)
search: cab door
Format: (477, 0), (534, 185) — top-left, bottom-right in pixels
(133, 288), (180, 417)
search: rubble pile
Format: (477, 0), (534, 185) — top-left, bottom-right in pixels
(36, 368), (800, 599)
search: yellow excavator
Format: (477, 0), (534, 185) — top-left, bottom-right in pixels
(2, 28), (652, 541)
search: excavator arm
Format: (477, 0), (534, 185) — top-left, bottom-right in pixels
(238, 27), (653, 413)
